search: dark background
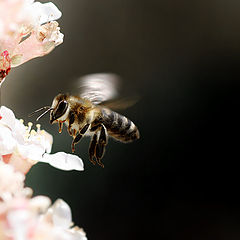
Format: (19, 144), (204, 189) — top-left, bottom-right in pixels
(2, 0), (240, 239)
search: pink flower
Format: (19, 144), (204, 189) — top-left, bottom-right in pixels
(0, 0), (64, 85)
(0, 193), (87, 240)
(0, 2), (88, 239)
(0, 106), (87, 238)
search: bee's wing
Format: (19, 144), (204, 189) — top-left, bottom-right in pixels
(99, 96), (139, 111)
(77, 73), (120, 104)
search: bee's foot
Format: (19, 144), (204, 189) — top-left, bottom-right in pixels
(71, 144), (75, 153)
(89, 158), (96, 165)
(73, 129), (77, 138)
(96, 158), (104, 168)
(58, 122), (63, 133)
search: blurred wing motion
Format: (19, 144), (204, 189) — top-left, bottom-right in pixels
(99, 96), (139, 110)
(78, 73), (120, 105)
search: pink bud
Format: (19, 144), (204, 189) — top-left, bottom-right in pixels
(0, 50), (11, 82)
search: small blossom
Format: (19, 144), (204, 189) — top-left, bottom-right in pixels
(0, 196), (87, 240)
(12, 20), (63, 68)
(0, 0), (64, 84)
(39, 199), (87, 240)
(0, 106), (84, 174)
(0, 50), (11, 81)
(0, 161), (32, 201)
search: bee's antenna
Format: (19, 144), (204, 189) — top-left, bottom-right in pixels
(36, 108), (53, 121)
(29, 106), (53, 121)
(28, 106), (51, 117)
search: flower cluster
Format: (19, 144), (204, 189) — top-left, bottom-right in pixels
(0, 0), (64, 85)
(0, 1), (88, 239)
(0, 108), (87, 240)
(0, 161), (87, 240)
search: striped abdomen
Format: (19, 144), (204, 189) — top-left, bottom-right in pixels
(101, 108), (140, 142)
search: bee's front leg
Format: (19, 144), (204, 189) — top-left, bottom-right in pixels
(58, 121), (63, 133)
(71, 123), (90, 152)
(68, 111), (75, 136)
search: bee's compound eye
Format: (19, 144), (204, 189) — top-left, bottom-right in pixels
(59, 100), (68, 111)
(55, 100), (68, 119)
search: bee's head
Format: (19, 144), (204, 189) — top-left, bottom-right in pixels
(50, 94), (69, 124)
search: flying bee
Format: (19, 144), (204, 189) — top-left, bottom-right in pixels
(30, 73), (140, 168)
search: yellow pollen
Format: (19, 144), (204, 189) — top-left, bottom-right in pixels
(19, 119), (24, 124)
(24, 132), (30, 139)
(30, 130), (37, 136)
(36, 124), (41, 132)
(22, 122), (45, 141)
(27, 122), (33, 133)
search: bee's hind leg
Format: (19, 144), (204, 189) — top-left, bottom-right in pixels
(89, 132), (97, 165)
(95, 125), (108, 168)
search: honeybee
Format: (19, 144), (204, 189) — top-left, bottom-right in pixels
(30, 74), (140, 167)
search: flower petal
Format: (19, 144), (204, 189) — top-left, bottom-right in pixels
(0, 126), (16, 155)
(30, 195), (51, 213)
(12, 21), (64, 67)
(7, 209), (30, 240)
(67, 227), (88, 240)
(17, 143), (45, 162)
(50, 199), (72, 229)
(6, 150), (37, 174)
(41, 152), (84, 171)
(0, 106), (16, 130)
(31, 2), (62, 25)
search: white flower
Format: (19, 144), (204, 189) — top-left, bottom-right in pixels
(0, 106), (84, 174)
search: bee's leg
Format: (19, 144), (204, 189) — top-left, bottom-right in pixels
(90, 124), (100, 132)
(72, 129), (77, 138)
(68, 111), (75, 136)
(71, 124), (90, 152)
(95, 125), (108, 168)
(58, 121), (63, 133)
(71, 134), (82, 152)
(68, 127), (72, 136)
(89, 132), (98, 165)
(80, 123), (90, 134)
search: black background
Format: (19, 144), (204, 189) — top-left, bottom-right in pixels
(2, 0), (240, 239)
